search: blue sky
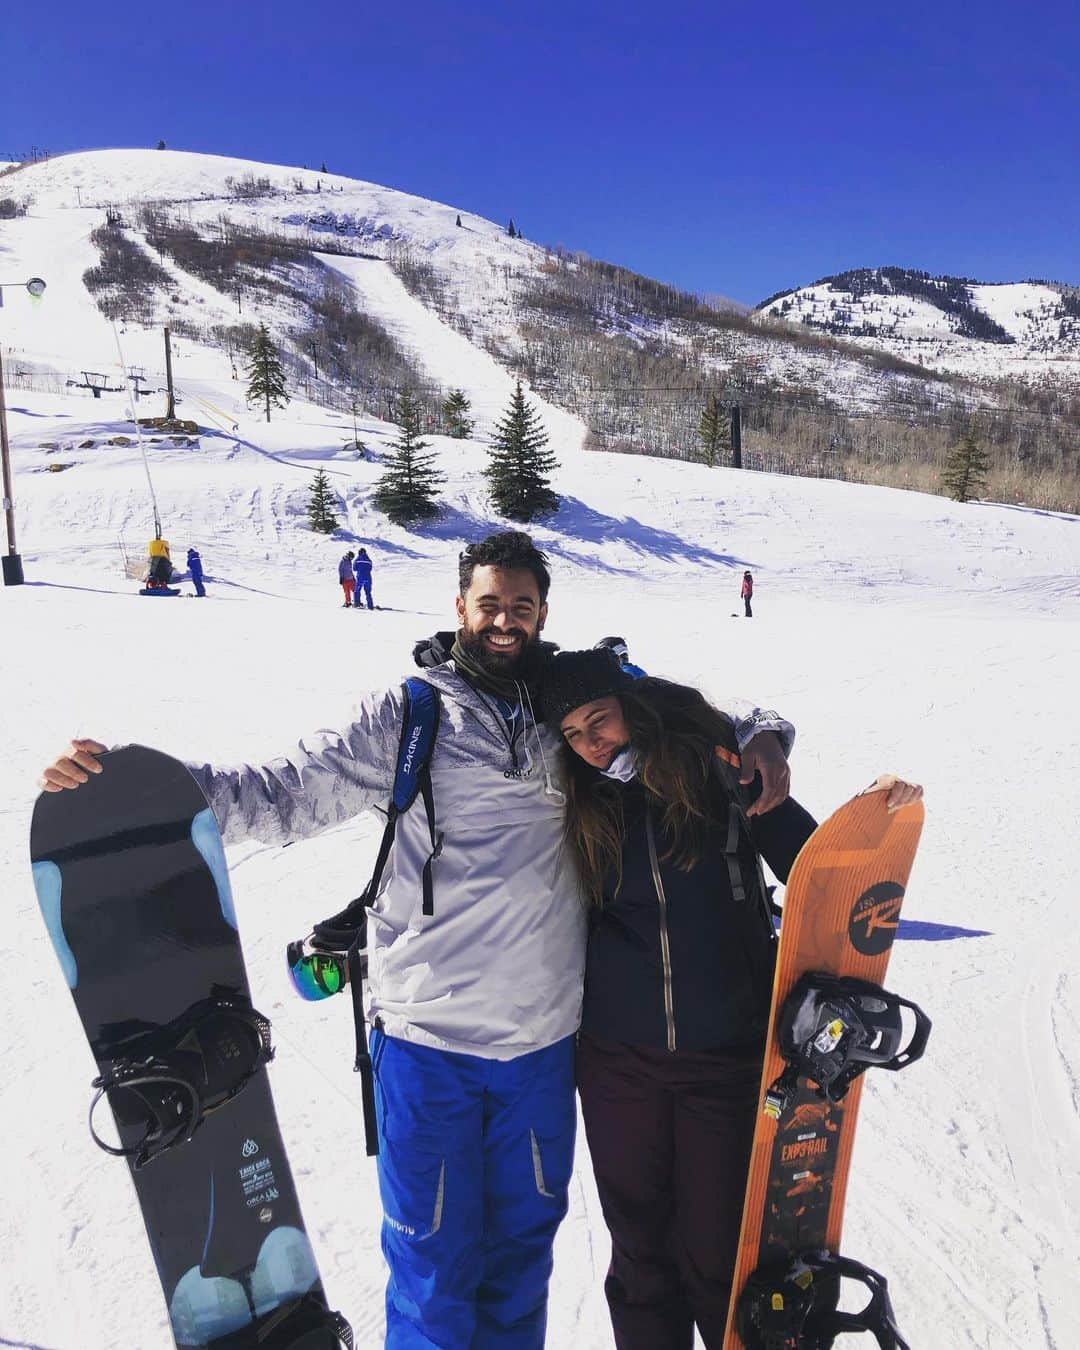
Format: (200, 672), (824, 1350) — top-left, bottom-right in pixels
(3, 1), (1076, 304)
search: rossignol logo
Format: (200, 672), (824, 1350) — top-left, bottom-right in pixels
(401, 725), (422, 776)
(241, 1138), (260, 1158)
(848, 882), (904, 956)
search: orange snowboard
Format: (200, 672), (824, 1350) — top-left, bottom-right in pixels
(723, 783), (925, 1348)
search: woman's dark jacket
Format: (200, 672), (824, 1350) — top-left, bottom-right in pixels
(581, 770), (817, 1055)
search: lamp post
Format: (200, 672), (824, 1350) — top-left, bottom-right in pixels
(0, 276), (47, 585)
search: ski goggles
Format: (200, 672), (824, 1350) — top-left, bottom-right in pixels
(286, 941), (348, 1002)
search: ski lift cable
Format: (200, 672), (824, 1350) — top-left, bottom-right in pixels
(110, 322), (162, 541)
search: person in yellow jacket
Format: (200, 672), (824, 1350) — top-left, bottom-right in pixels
(146, 538), (173, 589)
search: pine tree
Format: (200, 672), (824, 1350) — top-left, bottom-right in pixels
(456, 214), (462, 227)
(443, 388), (474, 439)
(306, 469), (339, 534)
(245, 324), (289, 423)
(698, 395), (730, 467)
(486, 381), (559, 522)
(507, 219), (517, 238)
(373, 388), (444, 524)
(941, 422), (991, 503)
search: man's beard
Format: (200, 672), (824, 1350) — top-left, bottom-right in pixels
(458, 624), (538, 677)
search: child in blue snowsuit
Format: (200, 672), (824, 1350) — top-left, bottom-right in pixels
(352, 548), (374, 609)
(187, 548), (206, 598)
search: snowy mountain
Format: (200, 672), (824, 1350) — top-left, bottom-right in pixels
(4, 147), (1077, 516)
(758, 266), (1080, 384)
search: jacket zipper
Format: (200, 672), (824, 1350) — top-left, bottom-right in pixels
(645, 807), (677, 1052)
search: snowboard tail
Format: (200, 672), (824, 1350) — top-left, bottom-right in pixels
(723, 786), (925, 1348)
(31, 746), (349, 1349)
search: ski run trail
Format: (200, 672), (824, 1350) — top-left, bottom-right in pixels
(2, 150), (1080, 1350)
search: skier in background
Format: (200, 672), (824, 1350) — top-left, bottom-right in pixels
(741, 570), (754, 618)
(144, 538), (173, 591)
(187, 548), (206, 598)
(338, 550), (356, 607)
(352, 547), (374, 610)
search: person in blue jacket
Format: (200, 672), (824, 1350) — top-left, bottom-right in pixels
(352, 547), (374, 610)
(187, 547), (206, 598)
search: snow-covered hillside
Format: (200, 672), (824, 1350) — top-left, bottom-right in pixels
(0, 148), (584, 446)
(2, 359), (1080, 1348)
(6, 145), (1071, 462)
(759, 267), (1080, 385)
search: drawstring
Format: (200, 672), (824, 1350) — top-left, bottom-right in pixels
(519, 681), (566, 803)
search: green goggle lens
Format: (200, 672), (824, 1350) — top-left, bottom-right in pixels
(287, 946), (347, 1001)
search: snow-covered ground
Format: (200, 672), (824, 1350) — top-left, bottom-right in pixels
(2, 361), (1080, 1349)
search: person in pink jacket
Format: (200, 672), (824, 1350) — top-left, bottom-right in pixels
(741, 570), (754, 618)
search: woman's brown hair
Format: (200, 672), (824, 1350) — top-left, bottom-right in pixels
(559, 676), (741, 906)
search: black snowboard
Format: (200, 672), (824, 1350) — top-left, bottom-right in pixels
(30, 745), (350, 1349)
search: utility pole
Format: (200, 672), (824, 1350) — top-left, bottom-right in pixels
(731, 403), (742, 470)
(163, 327), (176, 421)
(0, 348), (23, 584)
(0, 276), (46, 584)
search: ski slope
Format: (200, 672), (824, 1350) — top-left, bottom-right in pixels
(2, 369), (1079, 1349)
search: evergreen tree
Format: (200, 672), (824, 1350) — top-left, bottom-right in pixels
(245, 324), (289, 423)
(456, 214), (462, 227)
(156, 139), (166, 150)
(373, 388), (444, 524)
(306, 468), (339, 534)
(698, 395), (730, 467)
(320, 161), (328, 173)
(443, 388), (474, 439)
(486, 381), (559, 522)
(941, 422), (991, 503)
(507, 219), (517, 238)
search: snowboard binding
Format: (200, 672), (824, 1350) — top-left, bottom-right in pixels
(736, 1249), (910, 1350)
(204, 1293), (355, 1349)
(89, 993), (274, 1169)
(764, 972), (931, 1120)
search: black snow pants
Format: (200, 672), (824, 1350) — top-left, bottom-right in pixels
(577, 1032), (761, 1350)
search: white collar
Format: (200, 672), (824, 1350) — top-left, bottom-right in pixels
(600, 745), (637, 782)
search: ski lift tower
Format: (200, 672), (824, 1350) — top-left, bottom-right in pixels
(0, 276), (47, 586)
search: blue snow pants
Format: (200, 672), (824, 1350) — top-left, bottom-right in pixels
(370, 1027), (576, 1349)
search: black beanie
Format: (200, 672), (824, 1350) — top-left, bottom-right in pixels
(541, 648), (633, 727)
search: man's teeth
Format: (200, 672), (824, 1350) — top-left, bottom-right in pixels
(487, 635), (518, 646)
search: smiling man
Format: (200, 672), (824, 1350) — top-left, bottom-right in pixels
(40, 530), (794, 1350)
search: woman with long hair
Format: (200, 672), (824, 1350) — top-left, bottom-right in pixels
(541, 648), (921, 1350)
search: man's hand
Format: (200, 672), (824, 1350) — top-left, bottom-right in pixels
(39, 739), (107, 792)
(738, 732), (790, 817)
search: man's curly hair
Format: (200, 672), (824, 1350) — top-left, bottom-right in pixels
(458, 531), (551, 602)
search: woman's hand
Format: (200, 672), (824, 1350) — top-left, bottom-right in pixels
(862, 774), (924, 813)
(39, 739), (107, 792)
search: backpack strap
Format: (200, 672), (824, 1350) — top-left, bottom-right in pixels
(714, 734), (776, 938)
(349, 676), (441, 1156)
